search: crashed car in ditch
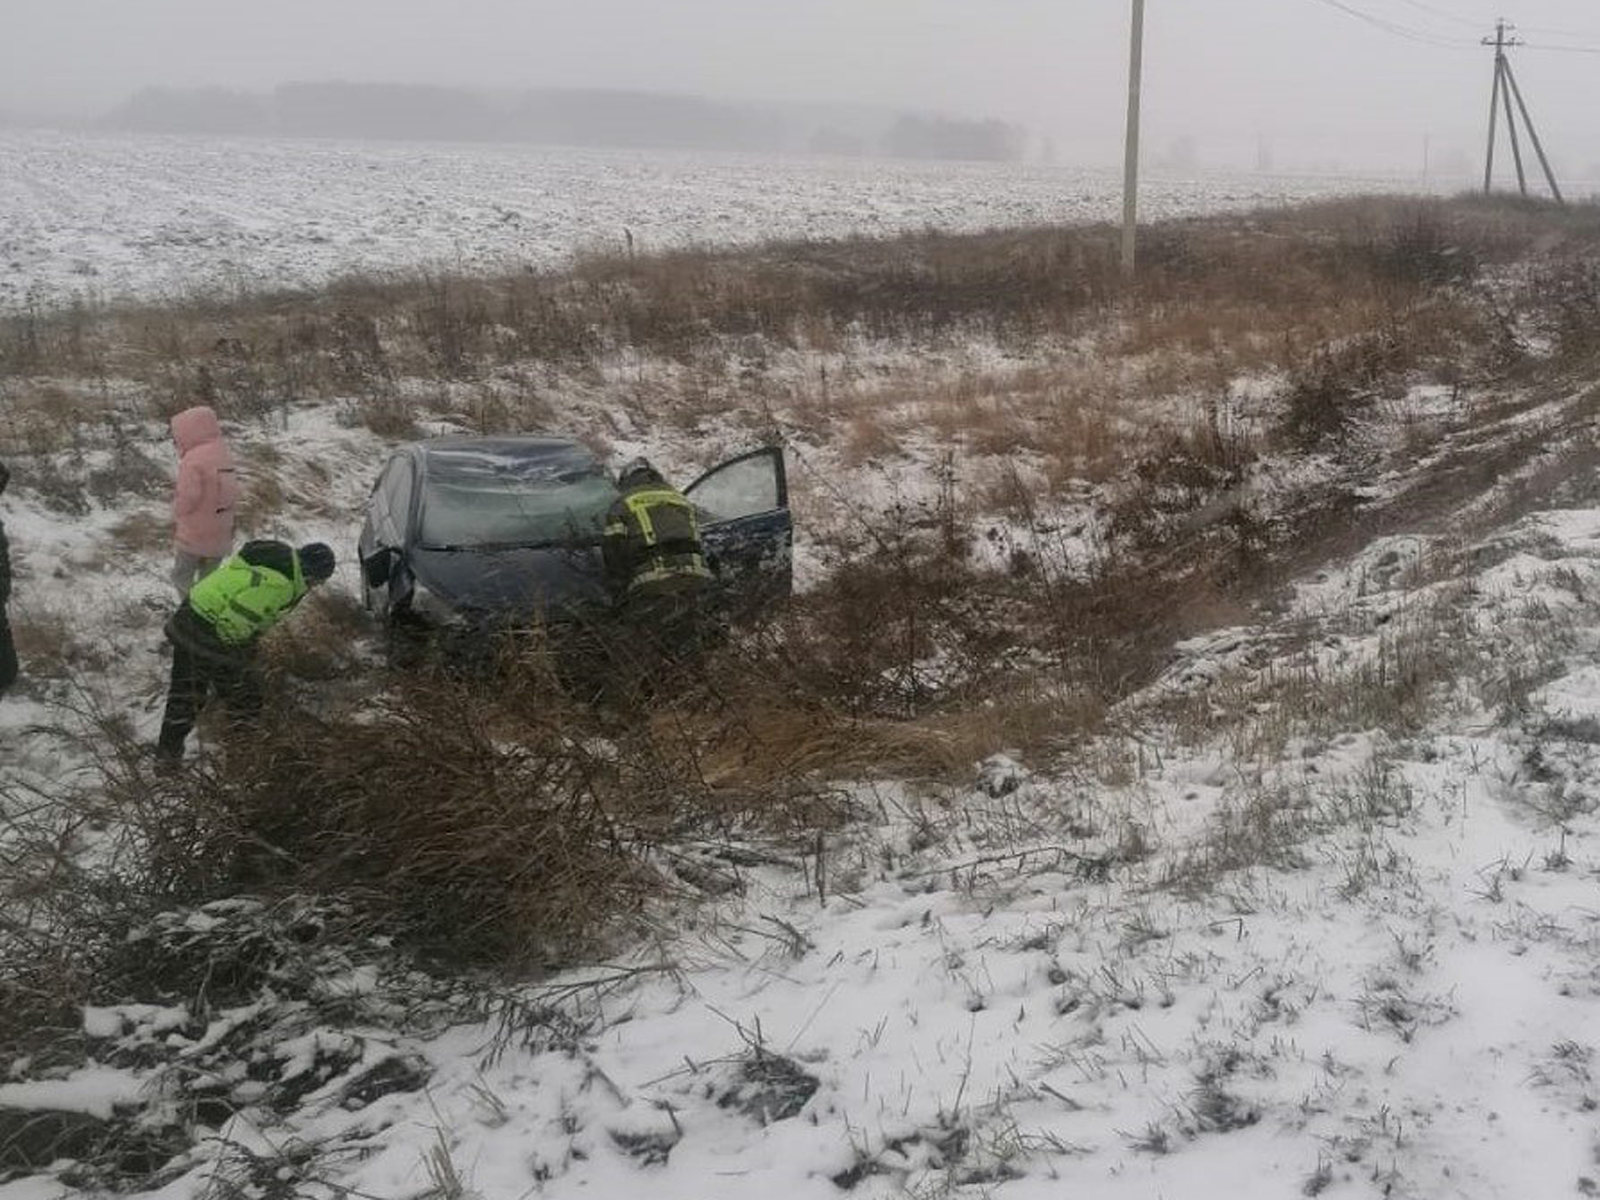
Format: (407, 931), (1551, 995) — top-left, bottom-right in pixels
(356, 435), (791, 658)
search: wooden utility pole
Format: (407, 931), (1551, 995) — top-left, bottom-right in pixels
(1122, 0), (1146, 277)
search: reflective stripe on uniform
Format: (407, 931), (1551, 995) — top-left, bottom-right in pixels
(609, 485), (710, 592)
(629, 558), (711, 592)
(622, 487), (696, 545)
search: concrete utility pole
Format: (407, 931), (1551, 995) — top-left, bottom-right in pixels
(1500, 54), (1528, 195)
(1482, 19), (1565, 204)
(1502, 57), (1565, 204)
(1482, 19), (1508, 194)
(1122, 0), (1146, 277)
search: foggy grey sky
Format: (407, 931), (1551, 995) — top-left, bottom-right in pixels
(3, 0), (1599, 171)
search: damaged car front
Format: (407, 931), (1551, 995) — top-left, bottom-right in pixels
(358, 437), (617, 666)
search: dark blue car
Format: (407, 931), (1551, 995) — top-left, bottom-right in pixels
(357, 436), (792, 653)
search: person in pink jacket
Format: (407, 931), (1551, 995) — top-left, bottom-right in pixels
(169, 406), (240, 596)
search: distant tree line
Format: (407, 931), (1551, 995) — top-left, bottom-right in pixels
(101, 87), (275, 136)
(100, 83), (1027, 162)
(882, 115), (1025, 162)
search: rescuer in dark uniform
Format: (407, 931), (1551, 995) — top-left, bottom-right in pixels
(601, 458), (712, 695)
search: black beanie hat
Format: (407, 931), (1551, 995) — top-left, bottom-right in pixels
(298, 542), (336, 583)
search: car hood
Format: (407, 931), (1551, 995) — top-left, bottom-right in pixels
(408, 543), (609, 621)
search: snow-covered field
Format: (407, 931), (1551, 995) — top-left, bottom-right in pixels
(0, 130), (1451, 314)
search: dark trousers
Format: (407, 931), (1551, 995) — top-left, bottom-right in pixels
(157, 637), (263, 756)
(0, 610), (15, 697)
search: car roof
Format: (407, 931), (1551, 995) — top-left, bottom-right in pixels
(412, 435), (607, 484)
(414, 434), (590, 459)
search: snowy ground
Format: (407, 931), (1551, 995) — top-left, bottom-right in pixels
(5, 182), (1600, 1196)
(3, 377), (1600, 1197)
(0, 130), (1458, 314)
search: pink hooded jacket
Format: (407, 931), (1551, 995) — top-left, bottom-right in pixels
(171, 406), (240, 558)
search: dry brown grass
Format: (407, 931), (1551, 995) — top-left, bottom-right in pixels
(97, 685), (665, 968)
(0, 384), (116, 457)
(5, 191), (1600, 986)
(259, 588), (373, 682)
(8, 607), (117, 680)
(1, 197), (1592, 566)
(823, 360), (1158, 490)
(226, 452), (343, 530)
(659, 676), (1102, 794)
(4, 195), (1588, 426)
(61, 571), (1123, 969)
(338, 393), (418, 439)
(107, 510), (170, 555)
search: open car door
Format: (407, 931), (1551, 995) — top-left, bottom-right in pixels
(686, 446), (793, 620)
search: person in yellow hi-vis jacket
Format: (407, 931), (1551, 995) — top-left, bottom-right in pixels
(156, 539), (336, 764)
(601, 458), (712, 691)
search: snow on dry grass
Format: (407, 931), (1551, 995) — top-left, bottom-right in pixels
(4, 195), (1600, 1197)
(350, 493), (1600, 1200)
(10, 493), (1596, 1199)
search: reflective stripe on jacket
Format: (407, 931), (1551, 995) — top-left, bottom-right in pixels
(603, 483), (711, 597)
(188, 549), (307, 645)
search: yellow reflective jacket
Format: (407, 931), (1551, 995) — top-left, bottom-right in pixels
(188, 543), (308, 645)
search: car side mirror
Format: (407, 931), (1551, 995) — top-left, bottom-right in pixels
(363, 548), (399, 588)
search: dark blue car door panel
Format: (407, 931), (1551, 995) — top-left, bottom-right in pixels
(699, 510), (793, 616)
(687, 447), (793, 617)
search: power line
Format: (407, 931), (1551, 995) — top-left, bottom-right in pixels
(1312, 0), (1599, 54)
(1519, 23), (1600, 40)
(1306, 0), (1477, 48)
(1400, 1), (1600, 53)
(1522, 42), (1600, 55)
(1392, 0), (1486, 30)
